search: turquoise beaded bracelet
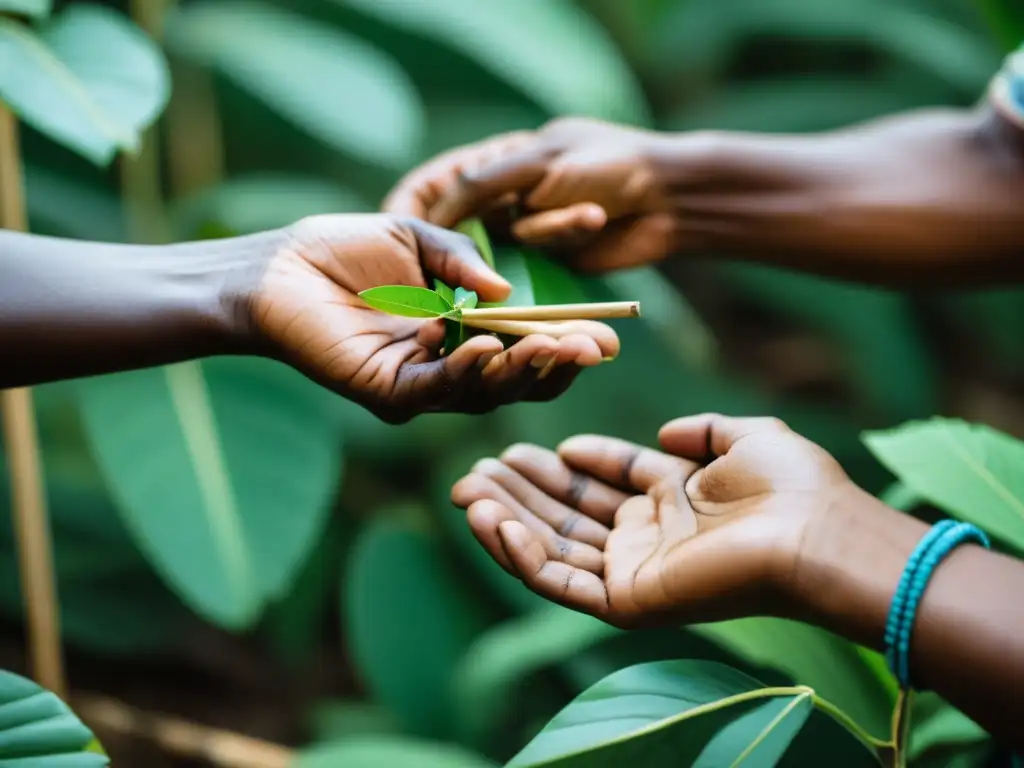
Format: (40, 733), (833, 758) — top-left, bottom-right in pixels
(883, 520), (991, 689)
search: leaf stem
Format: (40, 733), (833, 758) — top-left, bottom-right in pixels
(462, 301), (640, 322)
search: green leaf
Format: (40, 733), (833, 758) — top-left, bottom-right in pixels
(455, 289), (478, 310)
(24, 165), (126, 243)
(0, 0), (51, 19)
(434, 281), (456, 306)
(330, 0), (649, 123)
(908, 694), (988, 760)
(689, 618), (894, 740)
(171, 173), (371, 239)
(0, 669), (108, 765)
(297, 736), (498, 768)
(308, 701), (402, 743)
(0, 5), (170, 166)
(490, 246), (536, 308)
(451, 605), (621, 743)
(879, 482), (921, 513)
(506, 660), (879, 767)
(862, 417), (1024, 550)
(359, 286), (455, 319)
(343, 511), (493, 739)
(979, 0), (1024, 52)
(455, 217), (496, 271)
(76, 357), (342, 629)
(165, 1), (425, 168)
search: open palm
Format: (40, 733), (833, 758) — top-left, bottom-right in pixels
(451, 414), (852, 627)
(250, 214), (618, 423)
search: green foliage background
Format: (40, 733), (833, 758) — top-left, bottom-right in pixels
(0, 0), (1022, 765)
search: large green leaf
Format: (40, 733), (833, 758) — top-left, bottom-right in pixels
(298, 736), (498, 768)
(862, 417), (1024, 550)
(689, 618), (894, 740)
(330, 0), (649, 124)
(76, 357), (342, 629)
(359, 286), (455, 318)
(908, 693), (988, 761)
(165, 0), (425, 168)
(979, 0), (1024, 52)
(24, 165), (126, 243)
(0, 669), (107, 765)
(171, 174), (371, 240)
(506, 660), (881, 767)
(0, 0), (50, 19)
(343, 511), (493, 739)
(0, 4), (169, 166)
(452, 605), (621, 742)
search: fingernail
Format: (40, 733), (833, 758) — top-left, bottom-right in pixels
(531, 354), (554, 370)
(602, 355), (617, 362)
(477, 351), (499, 369)
(536, 357), (558, 380)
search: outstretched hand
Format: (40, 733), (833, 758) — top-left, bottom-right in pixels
(451, 414), (853, 627)
(249, 214), (618, 423)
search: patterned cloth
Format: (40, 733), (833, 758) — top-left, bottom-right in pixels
(990, 43), (1024, 125)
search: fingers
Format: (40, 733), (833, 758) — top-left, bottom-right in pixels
(499, 443), (629, 525)
(565, 213), (679, 273)
(510, 203), (608, 248)
(658, 413), (790, 459)
(498, 520), (611, 618)
(406, 218), (511, 304)
(557, 435), (695, 493)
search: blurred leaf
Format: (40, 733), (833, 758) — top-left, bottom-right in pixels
(343, 510), (492, 739)
(0, 5), (169, 166)
(862, 417), (1024, 551)
(308, 701), (401, 743)
(165, 1), (425, 169)
(359, 286), (455, 318)
(456, 218), (496, 271)
(331, 0), (649, 123)
(24, 165), (126, 242)
(946, 289), (1024, 374)
(489, 247), (536, 308)
(0, 0), (50, 18)
(979, 0), (1024, 52)
(721, 263), (938, 422)
(506, 660), (880, 767)
(452, 605), (621, 743)
(172, 174), (371, 239)
(77, 357), (342, 629)
(909, 693), (988, 760)
(0, 669), (107, 765)
(879, 481), (921, 512)
(298, 736), (498, 768)
(527, 255), (591, 306)
(423, 99), (544, 158)
(690, 618), (894, 740)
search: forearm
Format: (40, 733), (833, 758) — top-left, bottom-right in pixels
(651, 105), (1024, 288)
(795, 487), (1024, 749)
(0, 230), (278, 388)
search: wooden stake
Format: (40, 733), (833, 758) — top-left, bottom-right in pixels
(0, 105), (67, 700)
(461, 301), (640, 322)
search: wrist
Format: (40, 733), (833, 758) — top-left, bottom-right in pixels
(788, 483), (930, 651)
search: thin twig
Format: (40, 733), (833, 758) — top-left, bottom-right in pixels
(75, 693), (294, 768)
(461, 300), (640, 322)
(0, 105), (67, 699)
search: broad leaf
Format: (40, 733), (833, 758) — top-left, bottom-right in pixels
(172, 174), (370, 239)
(165, 1), (425, 168)
(0, 5), (169, 166)
(24, 165), (126, 243)
(862, 417), (1024, 550)
(0, 0), (50, 19)
(77, 357), (342, 629)
(330, 0), (649, 123)
(979, 0), (1024, 52)
(452, 605), (621, 742)
(908, 694), (988, 761)
(359, 286), (454, 318)
(490, 246), (536, 308)
(298, 736), (498, 768)
(343, 511), (493, 739)
(456, 218), (496, 271)
(506, 660), (880, 767)
(308, 701), (401, 743)
(0, 669), (107, 765)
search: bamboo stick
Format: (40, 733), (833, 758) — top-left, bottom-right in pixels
(0, 105), (67, 699)
(461, 300), (640, 322)
(460, 316), (614, 338)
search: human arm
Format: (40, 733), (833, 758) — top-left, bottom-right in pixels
(385, 51), (1024, 289)
(450, 415), (1024, 750)
(0, 215), (618, 421)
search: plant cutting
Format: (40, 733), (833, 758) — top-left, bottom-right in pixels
(358, 218), (641, 355)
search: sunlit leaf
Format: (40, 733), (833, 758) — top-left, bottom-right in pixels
(456, 217), (496, 271)
(359, 285), (455, 318)
(298, 735), (498, 768)
(863, 417), (1024, 550)
(0, 0), (50, 19)
(0, 5), (169, 166)
(77, 357), (342, 629)
(165, 0), (425, 168)
(0, 669), (107, 765)
(330, 0), (649, 123)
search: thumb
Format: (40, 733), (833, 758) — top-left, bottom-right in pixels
(406, 218), (511, 303)
(658, 414), (789, 460)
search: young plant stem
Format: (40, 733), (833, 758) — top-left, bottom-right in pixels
(460, 317), (611, 338)
(461, 301), (640, 322)
(0, 105), (67, 699)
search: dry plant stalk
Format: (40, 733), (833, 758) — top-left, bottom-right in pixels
(0, 105), (67, 699)
(76, 694), (294, 768)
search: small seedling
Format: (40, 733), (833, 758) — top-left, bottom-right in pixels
(358, 218), (641, 356)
